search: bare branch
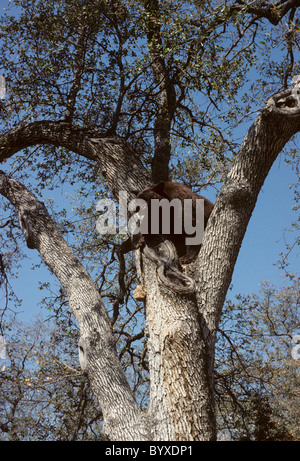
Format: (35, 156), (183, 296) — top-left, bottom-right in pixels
(65, 25), (88, 123)
(0, 120), (149, 196)
(144, 0), (177, 182)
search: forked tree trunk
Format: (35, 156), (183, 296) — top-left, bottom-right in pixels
(139, 84), (300, 440)
(0, 83), (299, 440)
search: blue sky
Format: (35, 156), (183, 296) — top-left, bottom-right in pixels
(231, 154), (298, 295)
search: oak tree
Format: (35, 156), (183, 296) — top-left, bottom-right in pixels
(0, 0), (299, 440)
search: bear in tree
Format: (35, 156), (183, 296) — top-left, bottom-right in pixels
(122, 181), (214, 265)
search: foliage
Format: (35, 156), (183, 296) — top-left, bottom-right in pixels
(216, 277), (300, 440)
(2, 0), (299, 187)
(0, 314), (104, 440)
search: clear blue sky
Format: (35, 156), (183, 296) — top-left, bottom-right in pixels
(231, 154), (298, 295)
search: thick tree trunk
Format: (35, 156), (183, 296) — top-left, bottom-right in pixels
(134, 83), (300, 440)
(142, 257), (215, 440)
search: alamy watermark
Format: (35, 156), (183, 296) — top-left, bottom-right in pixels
(0, 335), (7, 360)
(0, 75), (6, 100)
(291, 335), (300, 361)
(95, 191), (205, 245)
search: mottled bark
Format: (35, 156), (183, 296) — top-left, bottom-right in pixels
(188, 84), (300, 423)
(195, 84), (300, 335)
(142, 257), (215, 441)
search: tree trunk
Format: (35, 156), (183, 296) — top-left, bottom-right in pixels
(142, 257), (216, 440)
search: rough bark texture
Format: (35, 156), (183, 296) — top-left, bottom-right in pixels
(0, 82), (299, 440)
(140, 83), (300, 440)
(195, 91), (300, 335)
(187, 88), (300, 420)
(142, 257), (215, 440)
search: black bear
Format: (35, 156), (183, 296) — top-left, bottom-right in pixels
(123, 181), (214, 264)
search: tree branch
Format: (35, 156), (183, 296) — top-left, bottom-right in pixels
(194, 80), (300, 339)
(177, 83), (300, 432)
(235, 0), (300, 26)
(190, 1), (300, 35)
(144, 0), (177, 182)
(0, 170), (149, 440)
(65, 25), (88, 123)
(0, 120), (149, 196)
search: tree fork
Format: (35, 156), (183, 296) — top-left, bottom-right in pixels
(0, 81), (299, 441)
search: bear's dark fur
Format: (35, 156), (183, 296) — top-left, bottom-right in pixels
(127, 181), (214, 264)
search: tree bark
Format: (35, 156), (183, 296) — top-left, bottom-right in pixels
(195, 84), (300, 334)
(142, 257), (216, 440)
(136, 82), (300, 440)
(188, 84), (300, 420)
